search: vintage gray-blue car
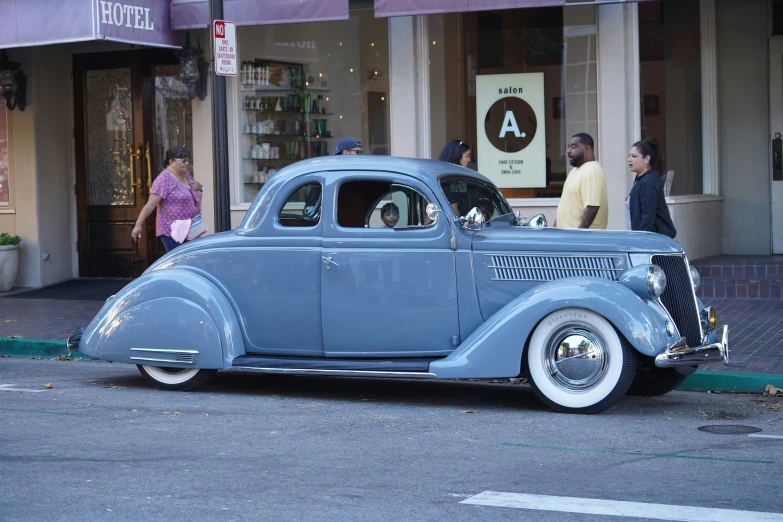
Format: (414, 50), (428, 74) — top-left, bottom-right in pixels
(68, 157), (729, 413)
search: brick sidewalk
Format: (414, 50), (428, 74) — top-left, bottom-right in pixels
(0, 298), (103, 341)
(0, 295), (781, 375)
(698, 298), (783, 374)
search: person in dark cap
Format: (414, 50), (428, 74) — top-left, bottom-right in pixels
(335, 137), (363, 155)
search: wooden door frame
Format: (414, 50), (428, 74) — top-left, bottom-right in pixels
(73, 49), (180, 276)
(139, 49), (181, 266)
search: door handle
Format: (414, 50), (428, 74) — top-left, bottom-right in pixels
(774, 133), (782, 181)
(127, 144), (141, 187)
(145, 142), (152, 187)
(321, 256), (339, 267)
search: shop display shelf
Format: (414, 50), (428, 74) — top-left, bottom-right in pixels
(242, 133), (334, 139)
(242, 109), (334, 116)
(240, 85), (331, 93)
(243, 158), (296, 162)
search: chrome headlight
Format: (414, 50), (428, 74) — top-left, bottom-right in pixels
(647, 265), (667, 298)
(689, 266), (700, 291)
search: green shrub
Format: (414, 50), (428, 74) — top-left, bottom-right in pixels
(0, 233), (21, 246)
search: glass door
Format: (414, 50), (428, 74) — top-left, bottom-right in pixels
(74, 53), (148, 277)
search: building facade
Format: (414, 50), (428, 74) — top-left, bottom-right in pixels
(0, 0), (777, 288)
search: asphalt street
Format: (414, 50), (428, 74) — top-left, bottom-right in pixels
(1, 358), (782, 521)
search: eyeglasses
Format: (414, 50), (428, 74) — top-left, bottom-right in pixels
(176, 157), (191, 163)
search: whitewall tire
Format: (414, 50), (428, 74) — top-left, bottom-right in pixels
(137, 365), (217, 391)
(525, 308), (636, 414)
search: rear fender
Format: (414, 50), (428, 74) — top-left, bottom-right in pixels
(429, 278), (677, 379)
(79, 268), (244, 369)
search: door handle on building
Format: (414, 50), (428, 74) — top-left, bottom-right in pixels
(145, 142), (152, 187)
(127, 143), (141, 187)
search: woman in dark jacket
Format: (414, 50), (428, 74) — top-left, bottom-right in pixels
(626, 137), (677, 238)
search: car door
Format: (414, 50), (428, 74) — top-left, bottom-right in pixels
(321, 172), (459, 358)
(232, 176), (325, 357)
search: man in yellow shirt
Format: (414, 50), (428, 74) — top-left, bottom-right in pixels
(555, 133), (608, 229)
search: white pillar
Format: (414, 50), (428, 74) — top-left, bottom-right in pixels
(388, 16), (430, 158)
(596, 3), (640, 230)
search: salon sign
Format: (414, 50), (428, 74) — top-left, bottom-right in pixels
(476, 73), (546, 188)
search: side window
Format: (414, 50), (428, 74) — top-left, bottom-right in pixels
(366, 185), (434, 228)
(278, 183), (321, 227)
(338, 180), (434, 229)
(389, 184), (434, 228)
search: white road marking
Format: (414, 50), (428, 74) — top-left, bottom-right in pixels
(461, 491), (783, 521)
(749, 434), (783, 440)
(0, 384), (47, 393)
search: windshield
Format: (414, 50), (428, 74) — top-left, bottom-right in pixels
(439, 177), (514, 225)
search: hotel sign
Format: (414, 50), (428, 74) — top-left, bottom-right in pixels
(98, 1), (156, 30)
(0, 0), (179, 49)
(476, 73), (546, 188)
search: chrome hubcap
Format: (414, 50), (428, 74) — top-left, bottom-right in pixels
(543, 325), (609, 391)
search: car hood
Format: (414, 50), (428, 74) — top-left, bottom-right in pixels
(471, 226), (682, 254)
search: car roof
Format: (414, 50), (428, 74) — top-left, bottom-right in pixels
(269, 156), (494, 187)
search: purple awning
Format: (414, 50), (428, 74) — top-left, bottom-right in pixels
(0, 0), (180, 49)
(170, 0), (350, 31)
(374, 0), (649, 17)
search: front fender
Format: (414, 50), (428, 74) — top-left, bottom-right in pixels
(79, 268), (244, 369)
(430, 278), (678, 379)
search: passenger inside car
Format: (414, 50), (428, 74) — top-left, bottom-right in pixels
(380, 203), (400, 228)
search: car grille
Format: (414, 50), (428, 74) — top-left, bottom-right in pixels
(652, 254), (702, 347)
(487, 254), (625, 282)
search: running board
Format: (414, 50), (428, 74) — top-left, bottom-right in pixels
(228, 355), (438, 379)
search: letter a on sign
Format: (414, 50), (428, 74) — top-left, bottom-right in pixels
(499, 111), (524, 138)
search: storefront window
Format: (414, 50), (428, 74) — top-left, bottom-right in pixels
(235, 10), (390, 204)
(0, 107), (9, 205)
(639, 0), (703, 196)
(428, 5), (597, 198)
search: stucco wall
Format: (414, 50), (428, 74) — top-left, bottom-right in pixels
(33, 46), (75, 287)
(4, 46), (76, 289)
(717, 0), (770, 254)
(667, 196), (723, 260)
(5, 48), (41, 288)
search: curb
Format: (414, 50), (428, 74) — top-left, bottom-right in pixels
(1, 337), (781, 393)
(0, 337), (91, 361)
(679, 371), (783, 394)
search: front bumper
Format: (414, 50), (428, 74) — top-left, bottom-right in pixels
(654, 324), (729, 368)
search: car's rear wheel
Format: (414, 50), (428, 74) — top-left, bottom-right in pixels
(525, 308), (637, 414)
(137, 365), (216, 391)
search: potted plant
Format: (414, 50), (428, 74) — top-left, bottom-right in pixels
(0, 233), (21, 292)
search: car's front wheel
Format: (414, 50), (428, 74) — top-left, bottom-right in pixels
(137, 365), (216, 391)
(525, 308), (636, 414)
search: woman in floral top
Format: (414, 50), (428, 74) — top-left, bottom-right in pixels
(131, 146), (203, 252)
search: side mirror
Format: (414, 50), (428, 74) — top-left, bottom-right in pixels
(527, 213), (547, 229)
(425, 203), (442, 222)
(458, 207), (486, 229)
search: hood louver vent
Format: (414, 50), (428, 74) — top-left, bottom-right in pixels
(487, 254), (624, 282)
